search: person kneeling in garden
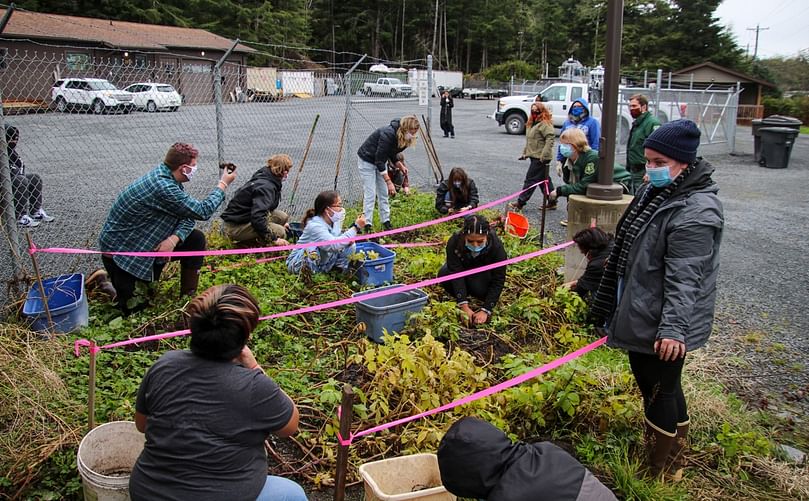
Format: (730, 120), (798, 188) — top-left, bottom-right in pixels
(286, 190), (366, 274)
(438, 416), (617, 501)
(437, 215), (506, 325)
(221, 154), (293, 247)
(129, 284), (307, 501)
(435, 167), (479, 215)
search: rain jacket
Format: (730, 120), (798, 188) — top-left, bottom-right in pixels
(438, 417), (616, 501)
(607, 158), (723, 354)
(357, 119), (406, 172)
(556, 98), (601, 161)
(626, 111), (661, 171)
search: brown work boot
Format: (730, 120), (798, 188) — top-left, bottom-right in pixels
(180, 268), (200, 297)
(85, 269), (117, 301)
(667, 422), (690, 481)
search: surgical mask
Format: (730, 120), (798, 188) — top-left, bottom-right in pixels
(559, 144), (574, 158)
(406, 132), (416, 140)
(329, 207), (345, 225)
(453, 181), (462, 189)
(645, 165), (673, 187)
(465, 242), (486, 253)
(570, 106), (585, 117)
(183, 164), (198, 181)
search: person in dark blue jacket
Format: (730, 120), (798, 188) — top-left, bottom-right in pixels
(554, 97), (601, 178)
(356, 115), (419, 233)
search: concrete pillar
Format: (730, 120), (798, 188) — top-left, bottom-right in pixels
(564, 194), (633, 282)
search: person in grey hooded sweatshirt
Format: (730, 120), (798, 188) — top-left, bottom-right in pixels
(590, 119), (724, 479)
(437, 416), (616, 501)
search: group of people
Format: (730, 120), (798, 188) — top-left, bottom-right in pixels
(85, 93), (721, 498)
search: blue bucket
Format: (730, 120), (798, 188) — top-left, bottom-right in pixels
(355, 242), (395, 286)
(22, 273), (89, 333)
(353, 284), (428, 343)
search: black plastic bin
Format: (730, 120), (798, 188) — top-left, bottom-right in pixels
(758, 127), (799, 169)
(752, 115), (802, 162)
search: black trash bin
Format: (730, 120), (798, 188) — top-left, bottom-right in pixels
(752, 115), (802, 162)
(758, 127), (799, 169)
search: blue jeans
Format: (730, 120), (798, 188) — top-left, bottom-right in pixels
(358, 156), (390, 225)
(256, 475), (308, 501)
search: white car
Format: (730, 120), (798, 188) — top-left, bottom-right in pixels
(123, 83), (182, 112)
(51, 78), (135, 114)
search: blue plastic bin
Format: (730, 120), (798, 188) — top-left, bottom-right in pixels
(355, 242), (395, 286)
(353, 284), (428, 343)
(22, 273), (89, 333)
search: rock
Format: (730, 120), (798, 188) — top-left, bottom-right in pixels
(778, 444), (806, 465)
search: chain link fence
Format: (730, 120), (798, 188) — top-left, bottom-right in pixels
(0, 46), (439, 305)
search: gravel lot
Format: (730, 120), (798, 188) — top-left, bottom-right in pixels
(4, 97), (807, 497)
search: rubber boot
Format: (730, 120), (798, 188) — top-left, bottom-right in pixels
(645, 422), (677, 478)
(667, 422), (689, 481)
(180, 268), (200, 297)
(382, 220), (392, 231)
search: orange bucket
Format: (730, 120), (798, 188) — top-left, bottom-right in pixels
(505, 211), (529, 238)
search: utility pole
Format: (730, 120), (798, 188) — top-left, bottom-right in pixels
(518, 31), (524, 60)
(747, 24), (769, 59)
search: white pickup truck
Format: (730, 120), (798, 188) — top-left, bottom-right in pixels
(362, 77), (413, 97)
(494, 82), (683, 140)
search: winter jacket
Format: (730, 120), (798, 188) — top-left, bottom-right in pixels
(573, 241), (613, 304)
(523, 120), (555, 161)
(558, 149), (600, 197)
(626, 111), (661, 171)
(556, 98), (601, 161)
(440, 96), (454, 127)
(357, 119), (406, 173)
(607, 158), (723, 355)
(438, 417), (616, 501)
(221, 167), (284, 240)
(435, 179), (480, 214)
(444, 231), (506, 312)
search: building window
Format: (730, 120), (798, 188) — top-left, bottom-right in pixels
(66, 52), (90, 71)
(134, 54), (148, 68)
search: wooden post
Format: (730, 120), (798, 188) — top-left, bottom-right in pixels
(539, 194), (548, 248)
(88, 342), (97, 431)
(289, 114), (321, 207)
(25, 231), (54, 335)
(334, 384), (355, 501)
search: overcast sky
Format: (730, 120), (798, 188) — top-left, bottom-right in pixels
(715, 0), (809, 58)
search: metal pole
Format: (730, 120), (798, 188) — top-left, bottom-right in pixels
(214, 39), (240, 165)
(668, 71), (672, 89)
(643, 69), (648, 88)
(0, 3), (15, 33)
(342, 54), (366, 196)
(729, 83), (740, 155)
(334, 384), (354, 501)
(655, 69), (662, 119)
(0, 91), (24, 291)
(586, 0), (624, 201)
(427, 55), (433, 134)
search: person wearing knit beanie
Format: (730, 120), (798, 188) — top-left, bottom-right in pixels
(643, 119), (701, 165)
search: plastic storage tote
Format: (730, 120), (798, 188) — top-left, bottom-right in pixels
(353, 284), (428, 343)
(22, 273), (89, 333)
(355, 241), (395, 286)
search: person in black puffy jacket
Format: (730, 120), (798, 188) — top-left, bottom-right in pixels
(438, 416), (617, 501)
(437, 215), (506, 325)
(435, 167), (479, 215)
(356, 115), (419, 233)
(221, 154), (292, 246)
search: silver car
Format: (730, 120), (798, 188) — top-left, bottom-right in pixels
(123, 83), (182, 112)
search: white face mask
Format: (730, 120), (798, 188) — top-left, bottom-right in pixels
(183, 164), (198, 182)
(329, 207), (345, 225)
(405, 132), (416, 141)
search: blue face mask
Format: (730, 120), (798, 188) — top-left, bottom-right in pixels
(645, 165), (673, 187)
(570, 106), (585, 117)
(559, 144), (574, 158)
(465, 242), (487, 253)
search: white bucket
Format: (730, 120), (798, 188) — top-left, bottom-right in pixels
(76, 421), (145, 501)
(359, 453), (456, 501)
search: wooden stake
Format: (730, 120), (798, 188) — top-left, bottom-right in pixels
(333, 112), (348, 190)
(88, 341), (97, 431)
(418, 127), (440, 184)
(25, 231), (54, 336)
(290, 114), (321, 207)
(539, 194), (548, 248)
(334, 384), (355, 501)
(420, 115), (444, 181)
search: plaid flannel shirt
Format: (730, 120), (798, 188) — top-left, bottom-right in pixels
(99, 163), (225, 281)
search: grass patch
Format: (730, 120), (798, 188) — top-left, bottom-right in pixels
(2, 191), (805, 500)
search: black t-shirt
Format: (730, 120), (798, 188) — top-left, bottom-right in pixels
(129, 350), (294, 501)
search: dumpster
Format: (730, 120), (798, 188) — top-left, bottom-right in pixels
(752, 115), (802, 162)
(759, 127), (799, 169)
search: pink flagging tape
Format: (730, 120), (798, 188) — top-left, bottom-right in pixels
(72, 239), (573, 356)
(337, 336), (608, 446)
(36, 181), (548, 259)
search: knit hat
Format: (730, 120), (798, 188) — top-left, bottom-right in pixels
(643, 119), (700, 164)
